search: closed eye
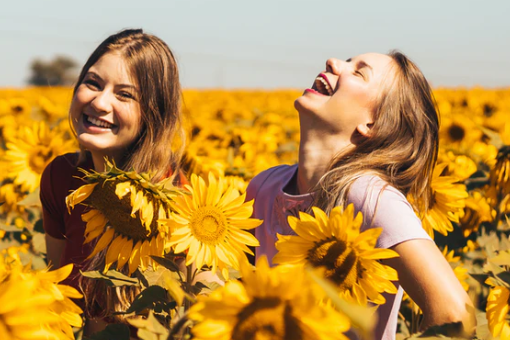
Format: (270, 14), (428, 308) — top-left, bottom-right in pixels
(118, 91), (136, 101)
(355, 70), (365, 79)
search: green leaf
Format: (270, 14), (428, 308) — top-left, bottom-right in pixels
(306, 268), (375, 338)
(80, 270), (140, 287)
(33, 219), (44, 233)
(125, 285), (170, 314)
(0, 222), (23, 232)
(83, 323), (130, 340)
(469, 273), (489, 286)
(127, 311), (169, 340)
(150, 256), (182, 273)
(31, 231), (46, 254)
(489, 250), (510, 266)
(479, 126), (504, 150)
(419, 322), (463, 338)
(17, 188), (41, 207)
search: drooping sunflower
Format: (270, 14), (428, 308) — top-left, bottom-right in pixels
(66, 161), (180, 274)
(490, 145), (510, 200)
(273, 204), (399, 306)
(2, 121), (77, 192)
(416, 164), (468, 237)
(486, 280), (510, 339)
(189, 256), (351, 340)
(164, 172), (261, 278)
(459, 191), (495, 238)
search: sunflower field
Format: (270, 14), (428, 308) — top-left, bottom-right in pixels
(1, 87), (510, 340)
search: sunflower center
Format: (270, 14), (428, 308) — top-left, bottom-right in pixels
(189, 206), (228, 245)
(307, 237), (361, 290)
(89, 180), (160, 242)
(448, 124), (465, 142)
(29, 146), (53, 174)
(232, 298), (303, 340)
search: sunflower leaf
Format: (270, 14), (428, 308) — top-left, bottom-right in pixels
(125, 285), (175, 314)
(16, 187), (41, 207)
(150, 256), (181, 273)
(127, 311), (169, 340)
(83, 323), (130, 340)
(80, 270), (140, 287)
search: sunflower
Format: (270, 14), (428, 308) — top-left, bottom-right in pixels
(273, 204), (399, 305)
(417, 164), (468, 237)
(164, 172), (261, 278)
(0, 253), (83, 340)
(2, 121), (77, 192)
(66, 161), (180, 274)
(189, 256), (350, 340)
(441, 246), (469, 291)
(486, 280), (510, 339)
(438, 151), (477, 181)
(439, 113), (481, 146)
(459, 191), (495, 238)
(490, 145), (510, 200)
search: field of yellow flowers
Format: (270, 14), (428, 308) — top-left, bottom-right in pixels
(1, 87), (510, 339)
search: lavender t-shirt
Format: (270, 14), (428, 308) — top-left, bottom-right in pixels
(246, 164), (432, 340)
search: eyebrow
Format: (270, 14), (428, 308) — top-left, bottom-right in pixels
(346, 58), (373, 72)
(85, 71), (137, 90)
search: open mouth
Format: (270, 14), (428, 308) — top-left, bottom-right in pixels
(83, 114), (116, 129)
(311, 73), (333, 96)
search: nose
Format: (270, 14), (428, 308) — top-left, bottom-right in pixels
(90, 90), (113, 114)
(326, 58), (346, 75)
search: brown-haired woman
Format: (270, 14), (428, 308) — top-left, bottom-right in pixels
(40, 28), (185, 335)
(246, 52), (475, 339)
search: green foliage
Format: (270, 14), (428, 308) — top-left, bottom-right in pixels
(80, 270), (141, 287)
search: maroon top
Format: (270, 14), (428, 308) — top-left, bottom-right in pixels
(40, 152), (95, 289)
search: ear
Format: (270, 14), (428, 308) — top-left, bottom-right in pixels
(356, 122), (373, 138)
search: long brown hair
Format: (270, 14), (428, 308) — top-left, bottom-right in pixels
(75, 29), (185, 321)
(314, 51), (439, 215)
(73, 28), (185, 182)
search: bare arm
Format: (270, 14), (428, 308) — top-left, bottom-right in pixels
(45, 234), (66, 269)
(384, 239), (475, 335)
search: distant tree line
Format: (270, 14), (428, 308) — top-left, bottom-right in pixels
(28, 55), (78, 86)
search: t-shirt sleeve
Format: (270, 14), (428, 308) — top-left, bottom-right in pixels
(40, 158), (66, 239)
(347, 176), (432, 249)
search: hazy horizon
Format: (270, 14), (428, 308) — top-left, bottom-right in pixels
(1, 0), (509, 89)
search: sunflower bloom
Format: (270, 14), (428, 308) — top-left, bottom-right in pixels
(490, 146), (510, 200)
(165, 173), (261, 278)
(486, 281), (510, 339)
(459, 191), (494, 238)
(2, 121), (77, 192)
(273, 204), (399, 305)
(66, 161), (180, 274)
(0, 254), (82, 340)
(418, 164), (468, 237)
(189, 256), (350, 340)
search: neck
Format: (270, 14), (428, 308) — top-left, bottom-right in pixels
(296, 117), (353, 195)
(91, 151), (123, 172)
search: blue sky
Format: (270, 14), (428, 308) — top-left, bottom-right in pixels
(1, 0), (509, 88)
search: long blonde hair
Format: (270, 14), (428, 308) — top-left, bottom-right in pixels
(72, 28), (185, 182)
(314, 51), (439, 214)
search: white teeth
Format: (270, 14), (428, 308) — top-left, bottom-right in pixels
(87, 115), (114, 128)
(315, 77), (333, 95)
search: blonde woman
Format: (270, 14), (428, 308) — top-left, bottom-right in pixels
(247, 52), (474, 339)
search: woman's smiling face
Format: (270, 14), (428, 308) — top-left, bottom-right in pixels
(70, 52), (142, 162)
(295, 53), (395, 137)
